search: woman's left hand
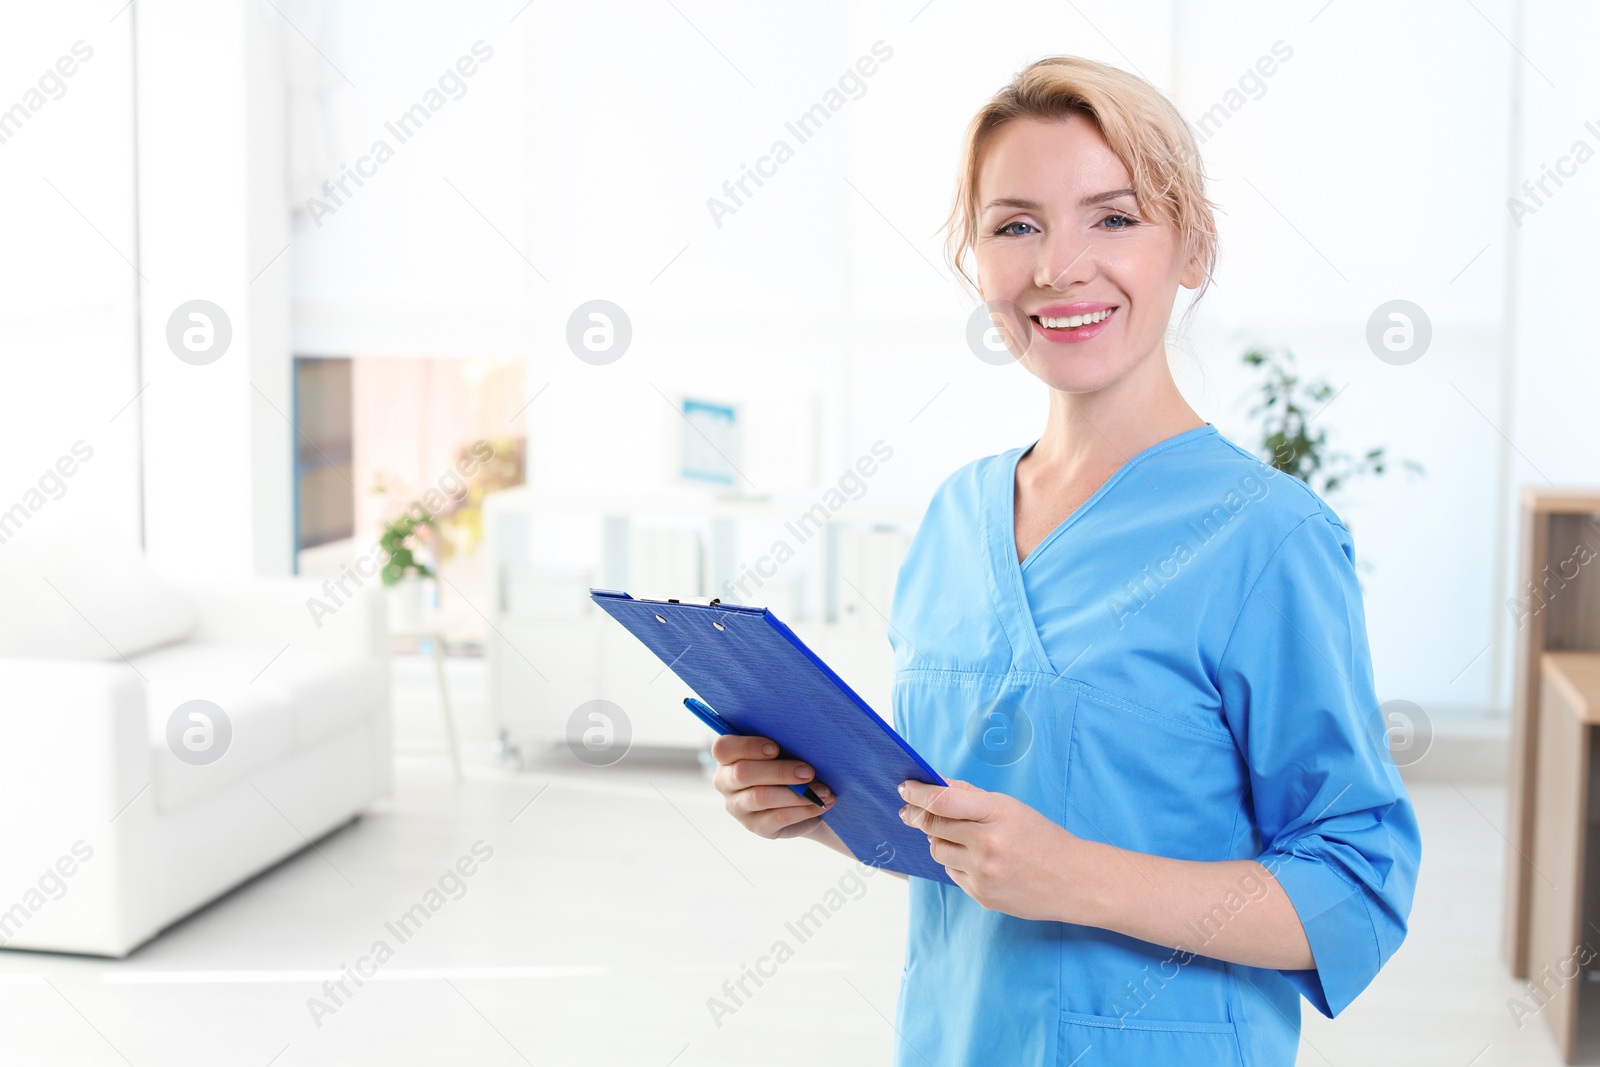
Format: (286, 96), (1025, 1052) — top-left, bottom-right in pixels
(899, 778), (1083, 922)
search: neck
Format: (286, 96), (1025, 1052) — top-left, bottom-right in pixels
(1027, 349), (1204, 474)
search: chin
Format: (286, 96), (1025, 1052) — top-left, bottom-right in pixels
(1017, 352), (1126, 394)
(1033, 371), (1121, 394)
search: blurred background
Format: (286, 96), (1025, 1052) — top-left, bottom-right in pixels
(0, 0), (1597, 1063)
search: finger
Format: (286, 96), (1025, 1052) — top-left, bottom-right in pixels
(728, 756), (820, 791)
(900, 802), (974, 846)
(753, 798), (832, 838)
(932, 839), (974, 879)
(736, 783), (835, 817)
(714, 758), (820, 799)
(711, 734), (779, 765)
(900, 779), (989, 820)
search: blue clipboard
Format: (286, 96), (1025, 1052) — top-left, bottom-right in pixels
(589, 588), (955, 884)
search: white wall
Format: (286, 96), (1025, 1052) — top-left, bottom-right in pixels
(0, 5), (142, 553)
(281, 0), (1566, 718)
(286, 0), (531, 359)
(136, 0), (294, 579)
(7, 1), (1588, 719)
(0, 1), (297, 580)
(1167, 0), (1521, 719)
(1503, 1), (1600, 705)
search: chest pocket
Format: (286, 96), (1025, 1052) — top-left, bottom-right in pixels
(1064, 682), (1247, 861)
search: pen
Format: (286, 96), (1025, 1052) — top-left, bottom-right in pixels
(684, 696), (827, 808)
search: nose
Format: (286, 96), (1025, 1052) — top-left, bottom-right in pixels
(1034, 231), (1093, 292)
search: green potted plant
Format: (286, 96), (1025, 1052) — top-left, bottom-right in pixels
(1242, 346), (1424, 575)
(378, 508), (436, 631)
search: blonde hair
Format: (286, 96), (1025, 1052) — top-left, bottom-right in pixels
(943, 56), (1219, 322)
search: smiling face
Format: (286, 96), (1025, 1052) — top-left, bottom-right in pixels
(973, 113), (1204, 392)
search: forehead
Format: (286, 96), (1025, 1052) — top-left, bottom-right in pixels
(976, 114), (1133, 206)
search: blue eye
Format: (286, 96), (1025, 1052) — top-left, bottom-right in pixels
(992, 220), (1038, 237)
(1101, 213), (1138, 230)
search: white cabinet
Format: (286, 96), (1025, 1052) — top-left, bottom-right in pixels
(488, 614), (713, 752)
(487, 612), (898, 755)
(481, 486), (915, 756)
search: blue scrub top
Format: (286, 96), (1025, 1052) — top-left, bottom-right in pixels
(887, 423), (1420, 1066)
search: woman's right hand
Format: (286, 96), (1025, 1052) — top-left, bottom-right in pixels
(711, 734), (836, 840)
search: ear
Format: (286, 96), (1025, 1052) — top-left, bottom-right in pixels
(1179, 249), (1207, 291)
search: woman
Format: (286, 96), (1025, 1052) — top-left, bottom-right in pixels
(712, 55), (1420, 1065)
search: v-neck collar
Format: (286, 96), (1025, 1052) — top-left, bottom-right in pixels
(981, 422), (1217, 674)
(1012, 422), (1217, 573)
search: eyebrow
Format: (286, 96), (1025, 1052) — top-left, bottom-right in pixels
(982, 188), (1137, 212)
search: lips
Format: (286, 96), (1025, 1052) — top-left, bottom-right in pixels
(1029, 303), (1117, 329)
(1026, 304), (1117, 343)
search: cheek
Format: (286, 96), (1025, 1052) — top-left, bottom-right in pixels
(1109, 235), (1183, 292)
(1098, 260), (1167, 316)
(974, 242), (1033, 290)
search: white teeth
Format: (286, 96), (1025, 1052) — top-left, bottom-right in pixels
(1037, 309), (1112, 329)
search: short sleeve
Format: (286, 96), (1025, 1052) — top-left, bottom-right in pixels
(1216, 511), (1421, 1018)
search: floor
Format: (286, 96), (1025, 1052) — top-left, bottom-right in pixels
(0, 655), (1582, 1065)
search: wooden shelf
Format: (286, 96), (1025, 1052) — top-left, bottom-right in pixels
(1545, 652), (1600, 725)
(1504, 487), (1600, 1061)
(1519, 488), (1600, 514)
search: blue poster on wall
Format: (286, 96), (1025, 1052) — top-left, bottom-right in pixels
(680, 398), (738, 486)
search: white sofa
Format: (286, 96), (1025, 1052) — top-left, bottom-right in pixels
(0, 525), (391, 957)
